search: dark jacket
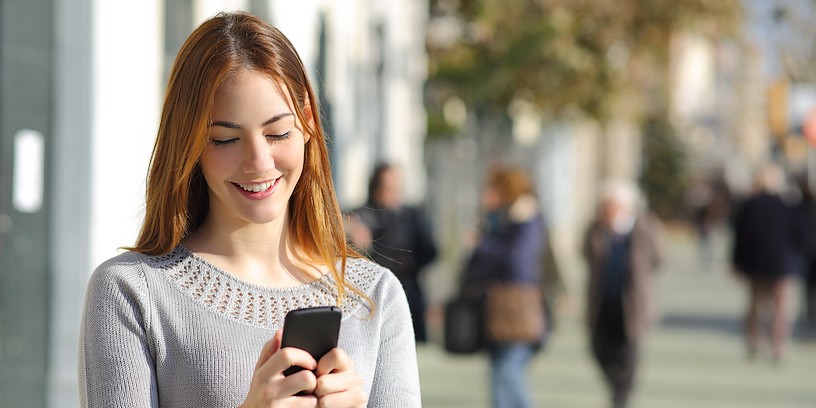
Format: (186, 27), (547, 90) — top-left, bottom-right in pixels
(731, 192), (798, 279)
(352, 204), (437, 287)
(462, 209), (546, 289)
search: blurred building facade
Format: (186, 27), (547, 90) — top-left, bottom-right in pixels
(669, 0), (816, 195)
(0, 0), (428, 406)
(669, 30), (768, 194)
(420, 2), (792, 318)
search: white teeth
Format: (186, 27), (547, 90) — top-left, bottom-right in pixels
(237, 180), (273, 192)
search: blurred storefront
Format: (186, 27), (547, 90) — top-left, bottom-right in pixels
(0, 0), (428, 406)
(1, 1), (53, 406)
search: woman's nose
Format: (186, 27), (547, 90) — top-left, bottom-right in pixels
(241, 134), (274, 174)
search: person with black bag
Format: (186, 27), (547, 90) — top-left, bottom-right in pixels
(457, 166), (548, 408)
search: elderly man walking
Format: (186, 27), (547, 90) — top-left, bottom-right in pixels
(582, 180), (662, 408)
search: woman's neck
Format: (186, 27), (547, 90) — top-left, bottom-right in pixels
(184, 216), (322, 288)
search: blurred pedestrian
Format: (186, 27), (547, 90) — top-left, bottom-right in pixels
(731, 163), (799, 361)
(347, 162), (438, 342)
(582, 179), (662, 408)
(461, 166), (547, 408)
(686, 172), (732, 271)
(78, 12), (419, 407)
(793, 174), (816, 329)
(686, 178), (716, 267)
(795, 177), (816, 330)
(540, 225), (565, 332)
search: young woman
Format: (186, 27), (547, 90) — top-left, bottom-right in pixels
(78, 12), (420, 407)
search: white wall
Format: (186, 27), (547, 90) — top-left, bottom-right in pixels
(49, 1), (93, 406)
(89, 0), (163, 268)
(195, 0), (248, 21)
(671, 33), (716, 122)
(380, 0), (429, 204)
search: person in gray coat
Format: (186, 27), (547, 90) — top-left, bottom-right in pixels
(582, 180), (662, 408)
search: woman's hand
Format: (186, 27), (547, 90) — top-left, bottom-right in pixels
(313, 348), (367, 407)
(240, 330), (319, 407)
(241, 330), (367, 407)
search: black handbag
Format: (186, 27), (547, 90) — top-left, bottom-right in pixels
(443, 296), (483, 354)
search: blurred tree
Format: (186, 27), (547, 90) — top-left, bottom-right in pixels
(425, 0), (744, 157)
(426, 0), (743, 218)
(427, 0), (743, 120)
(772, 1), (816, 83)
(640, 113), (690, 219)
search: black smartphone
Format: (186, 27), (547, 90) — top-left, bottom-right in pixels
(281, 306), (342, 376)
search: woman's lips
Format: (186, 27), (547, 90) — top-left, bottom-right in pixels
(232, 177), (280, 200)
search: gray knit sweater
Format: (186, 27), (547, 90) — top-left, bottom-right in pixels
(78, 246), (421, 407)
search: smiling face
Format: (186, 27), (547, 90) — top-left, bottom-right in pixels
(199, 69), (311, 229)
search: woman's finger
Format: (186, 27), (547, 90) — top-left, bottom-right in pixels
(257, 346), (317, 380)
(245, 357), (319, 404)
(314, 377), (368, 408)
(315, 348), (354, 376)
(279, 368), (319, 397)
(313, 370), (363, 398)
(254, 330), (283, 371)
(313, 348), (365, 405)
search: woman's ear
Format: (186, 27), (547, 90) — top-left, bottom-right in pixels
(302, 100), (314, 144)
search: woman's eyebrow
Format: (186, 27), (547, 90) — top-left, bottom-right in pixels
(261, 112), (294, 127)
(209, 112), (294, 129)
(209, 120), (242, 129)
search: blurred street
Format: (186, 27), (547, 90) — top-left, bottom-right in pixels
(418, 225), (816, 408)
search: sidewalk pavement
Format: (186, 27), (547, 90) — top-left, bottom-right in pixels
(417, 226), (816, 407)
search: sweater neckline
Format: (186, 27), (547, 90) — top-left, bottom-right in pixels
(152, 245), (341, 329)
(175, 244), (335, 294)
(151, 246), (376, 329)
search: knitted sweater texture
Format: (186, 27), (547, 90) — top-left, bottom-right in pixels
(78, 246), (421, 407)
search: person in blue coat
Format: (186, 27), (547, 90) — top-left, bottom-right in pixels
(462, 166), (547, 408)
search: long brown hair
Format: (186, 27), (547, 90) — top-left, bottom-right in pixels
(131, 12), (361, 305)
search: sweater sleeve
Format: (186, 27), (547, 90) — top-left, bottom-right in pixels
(78, 257), (159, 407)
(368, 274), (422, 407)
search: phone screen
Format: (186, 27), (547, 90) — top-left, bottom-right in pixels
(281, 306), (342, 376)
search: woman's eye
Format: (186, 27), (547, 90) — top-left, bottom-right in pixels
(267, 131), (292, 141)
(210, 138), (238, 147)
